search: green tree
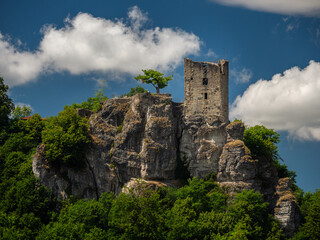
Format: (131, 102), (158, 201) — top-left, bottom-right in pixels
(11, 105), (32, 119)
(229, 190), (283, 239)
(0, 114), (55, 240)
(0, 77), (14, 127)
(135, 69), (172, 94)
(243, 125), (298, 190)
(42, 106), (90, 167)
(37, 193), (114, 239)
(294, 190), (320, 239)
(122, 85), (148, 97)
(243, 125), (280, 160)
(108, 190), (167, 240)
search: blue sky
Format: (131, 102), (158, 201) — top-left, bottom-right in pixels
(1, 0), (320, 192)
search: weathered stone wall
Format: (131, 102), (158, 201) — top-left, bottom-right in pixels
(184, 58), (229, 125)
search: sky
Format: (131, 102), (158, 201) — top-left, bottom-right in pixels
(0, 0), (319, 192)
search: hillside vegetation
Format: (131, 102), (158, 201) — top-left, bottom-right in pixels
(0, 78), (319, 239)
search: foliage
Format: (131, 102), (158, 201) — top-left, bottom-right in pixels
(135, 69), (172, 94)
(293, 190), (320, 239)
(0, 77), (14, 128)
(273, 159), (297, 186)
(232, 118), (243, 123)
(0, 115), (55, 239)
(42, 106), (90, 167)
(11, 105), (32, 120)
(122, 85), (148, 97)
(70, 80), (108, 112)
(0, 81), (317, 239)
(117, 123), (123, 133)
(243, 124), (299, 194)
(243, 125), (280, 160)
(1, 176), (279, 240)
(37, 193), (114, 239)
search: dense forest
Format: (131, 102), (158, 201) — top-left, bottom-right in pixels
(0, 77), (319, 239)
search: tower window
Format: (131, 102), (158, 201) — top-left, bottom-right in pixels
(202, 78), (208, 85)
(204, 93), (208, 99)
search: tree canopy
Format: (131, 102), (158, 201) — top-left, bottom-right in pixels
(243, 125), (280, 161)
(122, 85), (148, 97)
(135, 69), (172, 94)
(42, 107), (90, 167)
(0, 77), (14, 127)
(0, 81), (320, 239)
(11, 105), (32, 120)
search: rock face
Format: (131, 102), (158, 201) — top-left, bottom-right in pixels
(179, 115), (227, 178)
(33, 93), (182, 200)
(33, 144), (98, 200)
(32, 93), (301, 236)
(272, 178), (301, 237)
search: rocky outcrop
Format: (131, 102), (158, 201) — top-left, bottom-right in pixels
(33, 144), (98, 201)
(32, 93), (301, 234)
(179, 115), (227, 178)
(217, 140), (259, 193)
(272, 178), (301, 237)
(121, 178), (181, 195)
(33, 93), (182, 200)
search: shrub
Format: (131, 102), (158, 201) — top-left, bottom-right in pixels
(122, 85), (148, 97)
(42, 107), (90, 167)
(243, 125), (280, 160)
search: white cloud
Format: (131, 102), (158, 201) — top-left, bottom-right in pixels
(0, 33), (44, 86)
(210, 0), (320, 17)
(0, 6), (200, 87)
(231, 68), (252, 83)
(230, 61), (320, 141)
(128, 6), (148, 31)
(206, 49), (218, 58)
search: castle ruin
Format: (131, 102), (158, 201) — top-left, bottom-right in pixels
(184, 58), (229, 124)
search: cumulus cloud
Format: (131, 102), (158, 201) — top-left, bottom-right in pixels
(230, 61), (320, 141)
(0, 6), (200, 87)
(0, 33), (44, 86)
(210, 0), (320, 17)
(231, 68), (252, 83)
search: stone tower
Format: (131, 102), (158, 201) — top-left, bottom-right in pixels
(184, 58), (229, 124)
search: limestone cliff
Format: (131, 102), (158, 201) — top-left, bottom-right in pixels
(32, 93), (300, 236)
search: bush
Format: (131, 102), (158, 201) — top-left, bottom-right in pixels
(243, 125), (280, 160)
(42, 107), (90, 167)
(294, 190), (320, 239)
(122, 86), (148, 97)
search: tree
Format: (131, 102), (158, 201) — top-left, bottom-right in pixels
(243, 124), (300, 197)
(135, 69), (172, 94)
(122, 86), (148, 97)
(243, 125), (280, 161)
(12, 105), (32, 119)
(0, 77), (14, 127)
(294, 190), (320, 239)
(42, 107), (90, 167)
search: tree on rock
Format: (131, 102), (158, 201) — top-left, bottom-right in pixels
(135, 69), (172, 94)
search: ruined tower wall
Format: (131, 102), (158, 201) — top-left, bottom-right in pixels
(184, 58), (229, 124)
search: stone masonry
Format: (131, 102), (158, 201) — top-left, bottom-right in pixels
(184, 58), (229, 125)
